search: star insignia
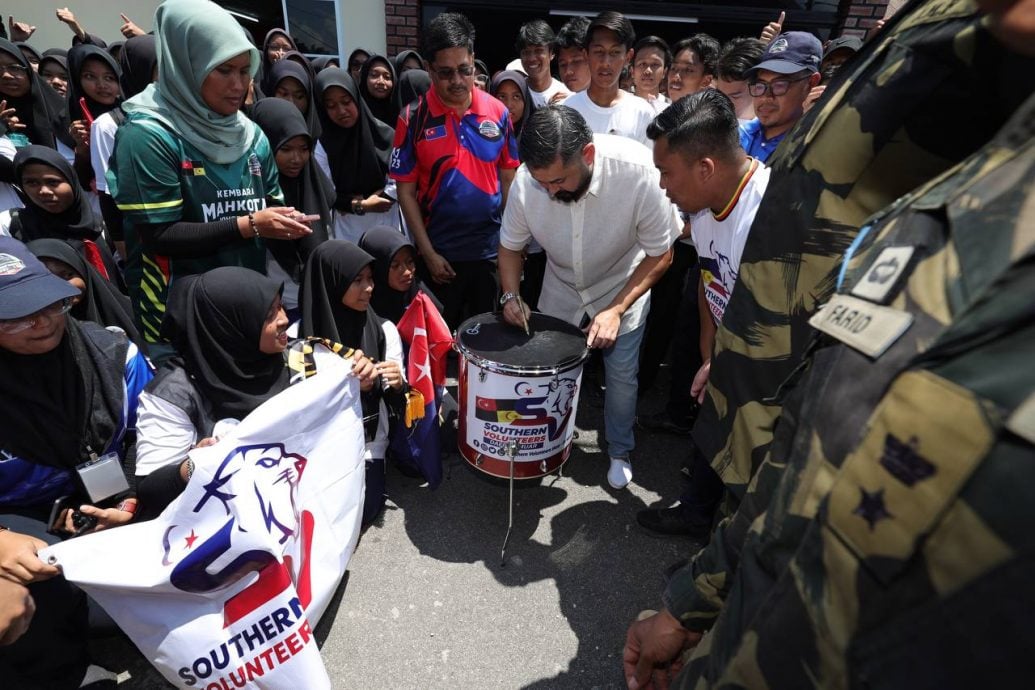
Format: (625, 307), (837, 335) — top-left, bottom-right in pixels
(184, 529), (199, 549)
(853, 487), (893, 530)
(414, 360), (431, 382)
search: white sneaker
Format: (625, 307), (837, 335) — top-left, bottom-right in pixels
(607, 456), (633, 489)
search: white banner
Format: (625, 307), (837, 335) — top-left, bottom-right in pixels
(41, 349), (366, 689)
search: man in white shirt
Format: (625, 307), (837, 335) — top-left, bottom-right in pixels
(499, 106), (681, 490)
(516, 19), (570, 107)
(562, 11), (655, 147)
(637, 90), (771, 538)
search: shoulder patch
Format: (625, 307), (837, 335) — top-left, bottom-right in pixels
(851, 246), (915, 303)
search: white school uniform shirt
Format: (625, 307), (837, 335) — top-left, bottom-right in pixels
(561, 90), (656, 148)
(690, 158), (771, 326)
(501, 134), (681, 335)
(529, 78), (570, 107)
(90, 111), (119, 194)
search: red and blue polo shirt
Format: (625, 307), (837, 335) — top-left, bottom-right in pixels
(390, 86), (519, 262)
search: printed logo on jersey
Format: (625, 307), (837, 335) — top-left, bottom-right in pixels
(477, 120), (501, 140)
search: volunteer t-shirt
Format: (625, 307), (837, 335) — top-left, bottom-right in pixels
(690, 158), (770, 325)
(109, 114), (282, 342)
(561, 90), (655, 147)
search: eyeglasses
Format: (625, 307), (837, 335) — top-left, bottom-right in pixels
(431, 63), (475, 81)
(748, 75), (810, 97)
(0, 298), (74, 334)
(0, 63), (29, 76)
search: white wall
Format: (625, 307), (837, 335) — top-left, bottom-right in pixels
(11, 1), (162, 52)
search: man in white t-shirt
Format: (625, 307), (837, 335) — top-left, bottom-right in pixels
(638, 89), (771, 538)
(499, 106), (681, 491)
(516, 19), (570, 107)
(561, 11), (655, 147)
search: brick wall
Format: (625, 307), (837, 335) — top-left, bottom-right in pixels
(839, 0), (890, 38)
(385, 0), (421, 55)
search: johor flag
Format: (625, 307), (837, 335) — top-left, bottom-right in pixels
(391, 291), (452, 488)
(41, 346), (365, 689)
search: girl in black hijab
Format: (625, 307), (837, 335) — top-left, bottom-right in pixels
(394, 69), (432, 115)
(38, 54), (69, 97)
(358, 53), (398, 127)
(490, 70), (538, 141)
(299, 240), (406, 526)
(93, 34), (157, 261)
(393, 50), (423, 76)
(315, 68), (397, 240)
(311, 56), (338, 74)
(266, 58), (321, 139)
(118, 34), (157, 101)
(359, 225), (441, 323)
(10, 145), (121, 283)
(67, 44), (123, 186)
(257, 29), (298, 96)
(346, 47), (370, 82)
(0, 38), (73, 152)
(250, 97), (332, 313)
(27, 238), (144, 349)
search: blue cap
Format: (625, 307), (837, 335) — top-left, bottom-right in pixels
(0, 236), (80, 320)
(748, 31), (823, 76)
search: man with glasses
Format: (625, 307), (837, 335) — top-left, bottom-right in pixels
(390, 12), (520, 328)
(738, 31), (822, 163)
(561, 11), (655, 146)
(517, 19), (570, 107)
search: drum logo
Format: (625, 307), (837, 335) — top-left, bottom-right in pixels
(475, 377), (578, 447)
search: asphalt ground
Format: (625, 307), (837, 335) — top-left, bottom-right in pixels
(94, 362), (697, 689)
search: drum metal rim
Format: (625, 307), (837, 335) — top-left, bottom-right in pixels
(454, 344), (589, 376)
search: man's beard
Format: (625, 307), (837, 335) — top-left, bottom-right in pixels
(552, 165), (592, 203)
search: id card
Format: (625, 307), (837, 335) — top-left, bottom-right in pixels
(76, 452), (130, 502)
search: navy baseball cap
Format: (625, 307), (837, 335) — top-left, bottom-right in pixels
(0, 236), (79, 320)
(748, 31), (823, 76)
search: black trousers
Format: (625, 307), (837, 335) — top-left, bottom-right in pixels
(420, 258), (498, 330)
(0, 511), (90, 690)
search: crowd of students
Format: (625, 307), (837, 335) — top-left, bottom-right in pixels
(2, 0), (1029, 687)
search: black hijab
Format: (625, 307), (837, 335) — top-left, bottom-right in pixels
(161, 266), (289, 420)
(490, 70), (538, 141)
(0, 316), (126, 471)
(266, 58), (320, 139)
(13, 145), (101, 241)
(67, 44), (123, 122)
(393, 50), (424, 75)
(37, 54), (68, 93)
(395, 69), (431, 114)
(118, 34), (157, 100)
(258, 29), (298, 95)
(15, 42), (40, 66)
(250, 97), (332, 281)
(42, 48), (68, 58)
(27, 238), (144, 350)
(107, 41), (125, 60)
(314, 68), (394, 211)
(310, 56), (338, 74)
(347, 48), (370, 76)
(0, 39), (73, 148)
(358, 54), (398, 127)
(359, 226), (424, 323)
(299, 241), (386, 436)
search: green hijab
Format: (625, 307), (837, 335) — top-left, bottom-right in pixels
(122, 0), (259, 164)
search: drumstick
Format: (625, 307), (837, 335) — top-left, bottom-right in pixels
(516, 295), (530, 336)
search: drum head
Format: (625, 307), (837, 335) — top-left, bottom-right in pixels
(456, 312), (587, 368)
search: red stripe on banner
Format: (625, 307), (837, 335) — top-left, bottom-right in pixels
(223, 561), (292, 628)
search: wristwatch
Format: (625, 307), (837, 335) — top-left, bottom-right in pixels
(499, 291), (518, 306)
(352, 198), (366, 216)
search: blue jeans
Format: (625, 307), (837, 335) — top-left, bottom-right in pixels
(602, 323), (644, 459)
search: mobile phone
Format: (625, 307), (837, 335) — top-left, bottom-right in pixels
(46, 496), (96, 536)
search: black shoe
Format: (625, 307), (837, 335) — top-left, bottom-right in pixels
(637, 507), (711, 541)
(636, 411), (692, 436)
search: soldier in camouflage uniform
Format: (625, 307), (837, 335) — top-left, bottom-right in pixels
(694, 0), (1035, 508)
(625, 86), (1035, 690)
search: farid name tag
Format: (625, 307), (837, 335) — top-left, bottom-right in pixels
(810, 294), (913, 359)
